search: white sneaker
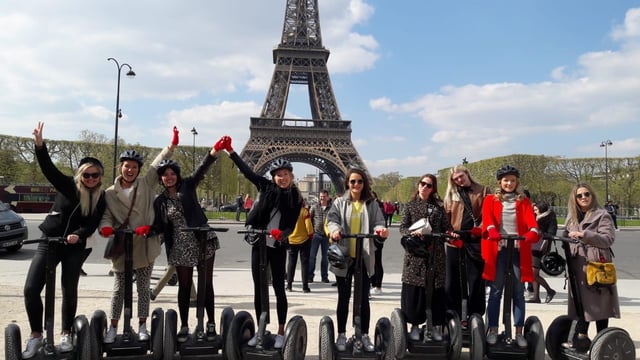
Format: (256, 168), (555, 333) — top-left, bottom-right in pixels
(22, 336), (42, 359)
(104, 326), (117, 344)
(58, 333), (73, 352)
(409, 325), (421, 341)
(336, 333), (347, 351)
(431, 326), (443, 341)
(516, 334), (527, 348)
(362, 334), (375, 352)
(373, 287), (382, 294)
(274, 334), (284, 349)
(486, 330), (498, 345)
(138, 323), (150, 341)
(247, 333), (258, 346)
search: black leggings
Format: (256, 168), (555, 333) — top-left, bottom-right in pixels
(176, 255), (216, 327)
(251, 244), (287, 326)
(336, 263), (371, 334)
(286, 241), (311, 288)
(24, 241), (84, 333)
(445, 245), (486, 318)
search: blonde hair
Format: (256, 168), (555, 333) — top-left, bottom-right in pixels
(73, 162), (104, 216)
(566, 183), (600, 227)
(443, 165), (479, 206)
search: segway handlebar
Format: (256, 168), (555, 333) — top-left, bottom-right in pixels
(339, 233), (385, 241)
(22, 236), (67, 245)
(179, 226), (229, 232)
(237, 228), (271, 235)
(542, 234), (579, 244)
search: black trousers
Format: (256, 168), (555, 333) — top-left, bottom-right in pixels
(251, 244), (287, 326)
(445, 245), (486, 318)
(401, 283), (446, 326)
(287, 240), (311, 289)
(336, 263), (371, 334)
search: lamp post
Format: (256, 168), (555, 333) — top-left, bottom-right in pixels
(191, 127), (198, 171)
(108, 57), (136, 183)
(600, 139), (613, 202)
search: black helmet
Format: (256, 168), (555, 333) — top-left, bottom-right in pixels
(541, 251), (566, 276)
(119, 150), (144, 166)
(328, 244), (348, 269)
(496, 165), (520, 180)
(269, 158), (293, 176)
(157, 159), (181, 177)
(400, 235), (430, 258)
(79, 156), (104, 171)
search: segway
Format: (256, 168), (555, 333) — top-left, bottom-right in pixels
(226, 228), (307, 360)
(4, 236), (95, 360)
(163, 225), (234, 359)
(390, 232), (462, 360)
(90, 228), (164, 359)
(318, 233), (393, 360)
(468, 234), (545, 360)
(543, 235), (635, 360)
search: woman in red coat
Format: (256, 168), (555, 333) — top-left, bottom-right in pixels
(481, 165), (539, 348)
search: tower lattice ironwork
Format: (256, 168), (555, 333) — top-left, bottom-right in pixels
(238, 0), (368, 193)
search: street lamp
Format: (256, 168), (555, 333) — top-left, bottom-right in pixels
(600, 139), (613, 202)
(108, 57), (136, 183)
(191, 127), (198, 171)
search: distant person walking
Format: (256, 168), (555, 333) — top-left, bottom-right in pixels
(243, 194), (253, 214)
(605, 200), (619, 231)
(308, 190), (331, 284)
(235, 193), (244, 221)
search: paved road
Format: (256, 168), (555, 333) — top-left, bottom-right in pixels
(1, 216), (638, 358)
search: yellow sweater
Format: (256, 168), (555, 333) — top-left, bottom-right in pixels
(288, 207), (313, 245)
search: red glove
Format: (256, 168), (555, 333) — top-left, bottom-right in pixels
(171, 126), (179, 145)
(470, 227), (482, 238)
(524, 231), (539, 244)
(100, 226), (114, 237)
(488, 228), (501, 241)
(270, 229), (282, 241)
(449, 239), (463, 248)
(213, 137), (226, 152)
(135, 225), (151, 236)
(223, 135), (234, 152)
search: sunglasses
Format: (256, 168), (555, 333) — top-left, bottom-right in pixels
(349, 179), (364, 185)
(419, 181), (433, 189)
(82, 172), (101, 179)
(576, 192), (591, 199)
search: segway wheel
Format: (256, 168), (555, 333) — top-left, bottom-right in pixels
(468, 314), (485, 360)
(390, 308), (407, 359)
(73, 315), (95, 360)
(590, 327), (636, 360)
(220, 306), (235, 352)
(375, 317), (394, 360)
(318, 316), (335, 360)
(163, 309), (178, 360)
(151, 307), (164, 360)
(4, 323), (22, 360)
(226, 311), (255, 360)
(445, 310), (462, 360)
(544, 315), (572, 359)
(283, 315), (307, 360)
(524, 316), (545, 360)
(90, 309), (107, 353)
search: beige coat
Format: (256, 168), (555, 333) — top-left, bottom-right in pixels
(565, 207), (620, 322)
(100, 146), (173, 271)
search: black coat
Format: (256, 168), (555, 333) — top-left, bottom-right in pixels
(36, 143), (105, 242)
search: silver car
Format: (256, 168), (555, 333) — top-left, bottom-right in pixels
(0, 201), (28, 252)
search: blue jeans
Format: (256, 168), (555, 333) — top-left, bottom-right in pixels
(487, 248), (525, 328)
(308, 233), (329, 281)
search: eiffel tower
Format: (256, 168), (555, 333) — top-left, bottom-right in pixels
(238, 0), (368, 193)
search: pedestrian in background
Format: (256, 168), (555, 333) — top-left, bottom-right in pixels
(371, 191), (385, 294)
(243, 194), (253, 215)
(286, 202), (313, 293)
(235, 193), (244, 221)
(308, 189), (331, 284)
(528, 200), (557, 304)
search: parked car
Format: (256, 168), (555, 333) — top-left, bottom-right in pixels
(219, 203), (238, 212)
(0, 201), (28, 252)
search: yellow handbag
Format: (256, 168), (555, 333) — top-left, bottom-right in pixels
(585, 261), (616, 287)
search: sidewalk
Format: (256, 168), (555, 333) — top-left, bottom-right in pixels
(1, 260), (639, 358)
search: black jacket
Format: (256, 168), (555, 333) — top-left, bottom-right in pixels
(153, 153), (217, 255)
(230, 152), (301, 234)
(36, 143), (106, 242)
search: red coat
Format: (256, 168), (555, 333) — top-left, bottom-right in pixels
(481, 193), (538, 283)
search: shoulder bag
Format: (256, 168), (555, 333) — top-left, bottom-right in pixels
(104, 187), (137, 260)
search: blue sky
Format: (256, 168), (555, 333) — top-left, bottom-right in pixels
(1, 0), (639, 178)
